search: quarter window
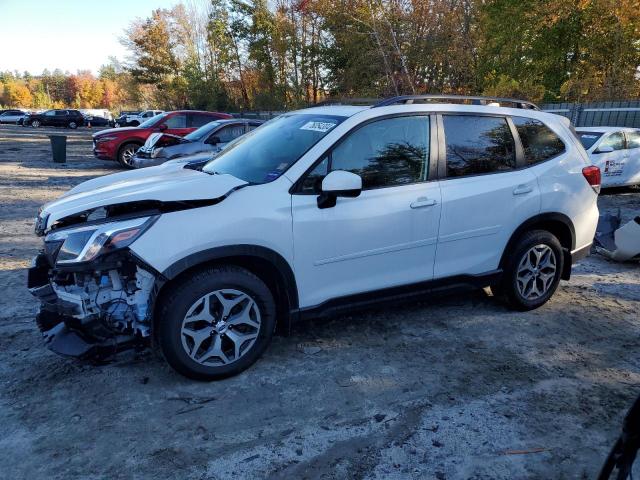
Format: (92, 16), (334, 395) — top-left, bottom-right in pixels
(599, 132), (625, 151)
(626, 131), (640, 149)
(512, 117), (565, 165)
(330, 116), (430, 190)
(443, 115), (515, 177)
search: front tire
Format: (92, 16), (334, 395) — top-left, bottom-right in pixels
(117, 142), (140, 168)
(493, 230), (564, 311)
(68, 121), (78, 129)
(31, 119), (41, 127)
(157, 266), (276, 380)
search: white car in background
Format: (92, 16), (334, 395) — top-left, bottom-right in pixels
(576, 127), (640, 188)
(0, 109), (28, 124)
(126, 109), (164, 127)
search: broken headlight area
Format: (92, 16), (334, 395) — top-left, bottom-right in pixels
(28, 219), (161, 359)
(45, 215), (158, 265)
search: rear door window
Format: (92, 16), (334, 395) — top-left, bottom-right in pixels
(189, 114), (215, 128)
(512, 117), (565, 165)
(443, 115), (516, 177)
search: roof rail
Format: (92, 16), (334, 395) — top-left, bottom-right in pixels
(372, 94), (539, 110)
(311, 98), (379, 107)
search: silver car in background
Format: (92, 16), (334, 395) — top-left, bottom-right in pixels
(0, 109), (28, 125)
(131, 118), (263, 168)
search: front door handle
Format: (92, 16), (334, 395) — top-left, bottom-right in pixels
(410, 197), (437, 209)
(513, 184), (533, 196)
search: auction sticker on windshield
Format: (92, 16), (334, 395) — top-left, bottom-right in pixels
(300, 121), (337, 132)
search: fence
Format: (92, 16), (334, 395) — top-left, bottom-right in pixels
(231, 101), (640, 127)
(541, 101), (640, 128)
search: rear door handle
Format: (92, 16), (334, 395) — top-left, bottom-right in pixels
(513, 184), (533, 196)
(410, 197), (437, 208)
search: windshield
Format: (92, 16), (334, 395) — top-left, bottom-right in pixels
(202, 113), (346, 183)
(577, 131), (604, 150)
(139, 113), (168, 128)
(184, 121), (223, 142)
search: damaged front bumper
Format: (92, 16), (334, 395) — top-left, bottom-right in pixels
(28, 250), (159, 359)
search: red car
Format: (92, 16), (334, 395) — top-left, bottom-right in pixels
(92, 110), (232, 168)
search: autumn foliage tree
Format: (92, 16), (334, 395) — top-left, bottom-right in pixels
(2, 0), (640, 111)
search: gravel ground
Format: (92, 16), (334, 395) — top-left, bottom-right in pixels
(0, 124), (639, 479)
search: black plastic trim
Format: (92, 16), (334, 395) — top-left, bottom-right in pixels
(294, 270), (502, 321)
(161, 244), (299, 311)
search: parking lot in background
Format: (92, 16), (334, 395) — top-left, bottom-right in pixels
(0, 124), (639, 479)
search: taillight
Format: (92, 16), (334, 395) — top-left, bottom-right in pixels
(582, 166), (601, 194)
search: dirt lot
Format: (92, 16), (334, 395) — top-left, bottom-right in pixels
(0, 124), (639, 479)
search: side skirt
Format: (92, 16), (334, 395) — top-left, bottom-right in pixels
(293, 270), (503, 322)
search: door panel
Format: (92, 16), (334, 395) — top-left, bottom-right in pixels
(624, 131), (640, 186)
(434, 114), (541, 278)
(292, 114), (441, 308)
(292, 182), (441, 307)
(593, 132), (626, 186)
(435, 170), (540, 277)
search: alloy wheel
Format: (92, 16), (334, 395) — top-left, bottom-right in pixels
(516, 244), (557, 300)
(120, 145), (137, 166)
(32, 120), (40, 127)
(180, 288), (261, 366)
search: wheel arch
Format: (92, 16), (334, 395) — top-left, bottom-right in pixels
(155, 245), (299, 336)
(500, 213), (576, 280)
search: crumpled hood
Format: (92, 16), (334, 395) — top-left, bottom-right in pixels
(40, 162), (247, 230)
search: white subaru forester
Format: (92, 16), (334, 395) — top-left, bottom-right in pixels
(28, 96), (600, 380)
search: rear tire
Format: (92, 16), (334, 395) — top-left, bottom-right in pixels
(493, 230), (564, 311)
(68, 121), (78, 129)
(157, 265), (276, 380)
(117, 142), (140, 168)
(31, 119), (40, 127)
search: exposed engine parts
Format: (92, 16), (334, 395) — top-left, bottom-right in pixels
(51, 265), (156, 337)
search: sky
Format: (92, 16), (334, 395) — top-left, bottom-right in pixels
(0, 0), (182, 75)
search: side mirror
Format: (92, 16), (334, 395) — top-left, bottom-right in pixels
(158, 124), (168, 131)
(596, 145), (614, 154)
(317, 170), (362, 209)
(208, 135), (221, 145)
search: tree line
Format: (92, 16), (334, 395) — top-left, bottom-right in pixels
(2, 0), (639, 112)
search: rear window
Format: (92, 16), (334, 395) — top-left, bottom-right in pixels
(512, 117), (565, 164)
(576, 131), (604, 150)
